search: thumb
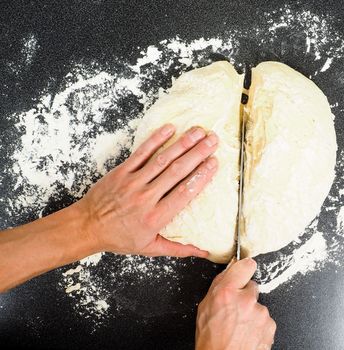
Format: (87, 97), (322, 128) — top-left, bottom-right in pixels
(220, 258), (257, 289)
(142, 235), (209, 258)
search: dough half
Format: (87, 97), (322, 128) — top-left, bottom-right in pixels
(242, 61), (337, 256)
(132, 62), (244, 263)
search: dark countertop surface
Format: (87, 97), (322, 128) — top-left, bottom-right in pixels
(1, 1), (344, 349)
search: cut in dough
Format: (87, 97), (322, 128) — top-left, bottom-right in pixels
(132, 62), (244, 263)
(242, 62), (337, 256)
(132, 61), (337, 263)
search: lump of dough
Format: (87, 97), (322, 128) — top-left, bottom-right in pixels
(132, 60), (337, 263)
(132, 62), (244, 263)
(242, 61), (337, 257)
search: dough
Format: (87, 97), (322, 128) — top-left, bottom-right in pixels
(132, 61), (337, 263)
(132, 62), (244, 263)
(242, 62), (337, 256)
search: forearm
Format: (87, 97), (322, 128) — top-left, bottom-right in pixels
(0, 202), (97, 292)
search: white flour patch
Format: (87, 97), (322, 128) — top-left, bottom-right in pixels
(320, 57), (334, 72)
(59, 254), (180, 322)
(2, 5), (344, 324)
(258, 230), (328, 294)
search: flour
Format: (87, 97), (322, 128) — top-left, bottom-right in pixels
(337, 206), (344, 231)
(2, 5), (344, 324)
(6, 33), (38, 76)
(320, 57), (334, 72)
(21, 33), (38, 67)
(59, 253), (180, 320)
(258, 231), (328, 294)
(264, 6), (344, 62)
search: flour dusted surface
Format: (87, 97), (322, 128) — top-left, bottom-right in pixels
(2, 5), (344, 328)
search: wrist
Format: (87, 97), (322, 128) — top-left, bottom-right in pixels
(74, 194), (123, 254)
(66, 200), (101, 257)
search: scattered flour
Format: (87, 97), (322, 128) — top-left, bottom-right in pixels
(21, 33), (39, 67)
(320, 57), (334, 72)
(264, 6), (344, 62)
(2, 5), (344, 323)
(80, 253), (104, 267)
(258, 231), (328, 294)
(59, 254), (180, 320)
(6, 33), (39, 76)
(337, 206), (344, 231)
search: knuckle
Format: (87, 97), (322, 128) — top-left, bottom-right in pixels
(270, 319), (277, 333)
(155, 154), (168, 168)
(197, 143), (212, 157)
(212, 285), (235, 304)
(162, 199), (173, 213)
(113, 163), (126, 177)
(243, 292), (257, 307)
(197, 299), (205, 311)
(183, 170), (207, 196)
(259, 305), (270, 320)
(170, 160), (183, 176)
(248, 280), (259, 297)
(177, 184), (191, 198)
(134, 145), (149, 159)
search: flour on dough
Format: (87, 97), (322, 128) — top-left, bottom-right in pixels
(132, 62), (244, 263)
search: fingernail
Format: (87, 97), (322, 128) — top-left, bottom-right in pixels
(161, 124), (175, 136)
(205, 133), (218, 147)
(206, 158), (217, 170)
(189, 127), (205, 142)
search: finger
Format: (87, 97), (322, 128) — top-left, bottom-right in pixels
(142, 234), (209, 258)
(124, 124), (176, 172)
(152, 133), (218, 198)
(209, 257), (237, 286)
(153, 157), (218, 228)
(225, 256), (237, 270)
(138, 127), (207, 183)
(243, 280), (259, 301)
(220, 258), (257, 289)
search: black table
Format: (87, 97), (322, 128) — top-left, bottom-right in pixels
(1, 1), (344, 349)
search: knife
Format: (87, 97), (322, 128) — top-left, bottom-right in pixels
(236, 100), (247, 261)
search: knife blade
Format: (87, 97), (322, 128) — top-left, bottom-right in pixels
(236, 104), (246, 260)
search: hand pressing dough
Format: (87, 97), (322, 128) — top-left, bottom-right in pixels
(242, 62), (337, 256)
(132, 62), (244, 263)
(132, 60), (337, 263)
